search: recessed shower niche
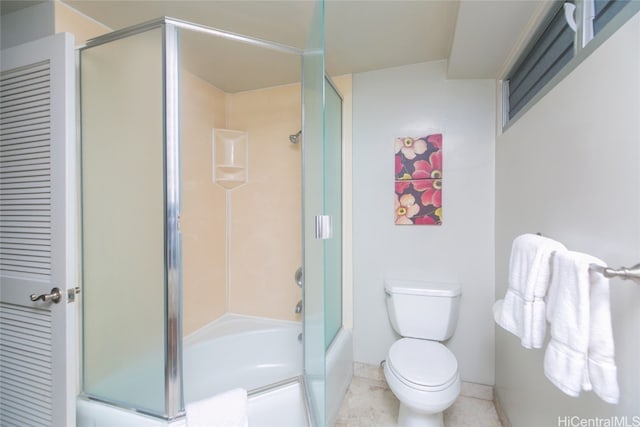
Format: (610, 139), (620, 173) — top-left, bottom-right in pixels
(213, 128), (248, 189)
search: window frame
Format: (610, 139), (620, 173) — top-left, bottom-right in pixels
(502, 0), (640, 130)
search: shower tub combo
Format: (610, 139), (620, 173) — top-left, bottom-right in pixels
(78, 315), (353, 426)
(77, 12), (350, 427)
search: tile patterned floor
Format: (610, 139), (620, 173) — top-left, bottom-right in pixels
(335, 364), (502, 427)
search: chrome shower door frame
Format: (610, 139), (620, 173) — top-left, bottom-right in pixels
(163, 21), (183, 420)
(80, 18), (184, 420)
(80, 16), (313, 421)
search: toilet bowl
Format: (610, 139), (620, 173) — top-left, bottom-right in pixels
(383, 280), (462, 427)
(384, 338), (460, 427)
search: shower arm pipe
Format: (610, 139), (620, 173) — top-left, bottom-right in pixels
(165, 17), (303, 56)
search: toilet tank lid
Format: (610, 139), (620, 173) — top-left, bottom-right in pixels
(384, 279), (461, 297)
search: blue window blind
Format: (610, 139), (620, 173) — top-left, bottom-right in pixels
(505, 0), (638, 125)
(507, 2), (575, 120)
(594, 0), (631, 34)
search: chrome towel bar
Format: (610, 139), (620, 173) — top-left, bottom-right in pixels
(534, 232), (640, 285)
(590, 263), (640, 285)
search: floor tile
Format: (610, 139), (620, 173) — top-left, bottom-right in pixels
(445, 395), (502, 427)
(335, 375), (502, 427)
(335, 376), (398, 427)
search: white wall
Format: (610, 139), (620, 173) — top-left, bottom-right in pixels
(352, 60), (496, 385)
(495, 14), (640, 426)
(1, 2), (55, 49)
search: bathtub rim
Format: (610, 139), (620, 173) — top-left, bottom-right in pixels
(184, 312), (302, 347)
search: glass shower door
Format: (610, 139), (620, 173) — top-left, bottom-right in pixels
(302, 0), (326, 425)
(303, 1), (344, 425)
(79, 21), (183, 419)
(80, 26), (168, 416)
(324, 78), (343, 350)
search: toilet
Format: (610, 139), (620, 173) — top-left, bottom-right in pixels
(383, 279), (462, 427)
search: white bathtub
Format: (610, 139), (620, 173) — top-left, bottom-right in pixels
(326, 327), (354, 426)
(78, 314), (353, 427)
(183, 314), (303, 403)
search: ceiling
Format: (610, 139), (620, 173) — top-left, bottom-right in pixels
(2, 0), (549, 91)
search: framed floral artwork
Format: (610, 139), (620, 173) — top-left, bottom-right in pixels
(394, 134), (442, 225)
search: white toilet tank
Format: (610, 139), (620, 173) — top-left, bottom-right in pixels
(385, 279), (461, 340)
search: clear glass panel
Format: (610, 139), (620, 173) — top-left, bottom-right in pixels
(80, 27), (167, 416)
(324, 79), (342, 349)
(175, 22), (303, 404)
(302, 0), (326, 425)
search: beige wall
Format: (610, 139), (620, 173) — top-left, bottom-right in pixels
(183, 76), (354, 330)
(181, 73), (229, 335)
(181, 80), (305, 330)
(226, 84), (303, 321)
(54, 1), (110, 46)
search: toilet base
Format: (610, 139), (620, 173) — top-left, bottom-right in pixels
(398, 403), (444, 427)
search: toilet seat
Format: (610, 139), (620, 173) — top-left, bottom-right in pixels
(387, 338), (458, 392)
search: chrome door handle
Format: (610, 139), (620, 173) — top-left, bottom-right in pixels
(30, 287), (62, 304)
(314, 215), (333, 239)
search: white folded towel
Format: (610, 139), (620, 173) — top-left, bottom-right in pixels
(186, 388), (249, 427)
(496, 234), (566, 348)
(543, 250), (619, 404)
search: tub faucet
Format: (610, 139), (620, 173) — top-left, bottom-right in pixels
(295, 300), (302, 314)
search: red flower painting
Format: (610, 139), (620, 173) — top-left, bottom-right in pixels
(394, 133), (443, 225)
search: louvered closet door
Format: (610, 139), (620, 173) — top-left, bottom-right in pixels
(0, 33), (77, 427)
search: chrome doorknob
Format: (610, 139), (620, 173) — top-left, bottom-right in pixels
(30, 287), (62, 304)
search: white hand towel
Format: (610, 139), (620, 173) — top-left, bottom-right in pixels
(186, 388), (249, 427)
(588, 262), (619, 404)
(496, 234), (566, 348)
(543, 251), (619, 403)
